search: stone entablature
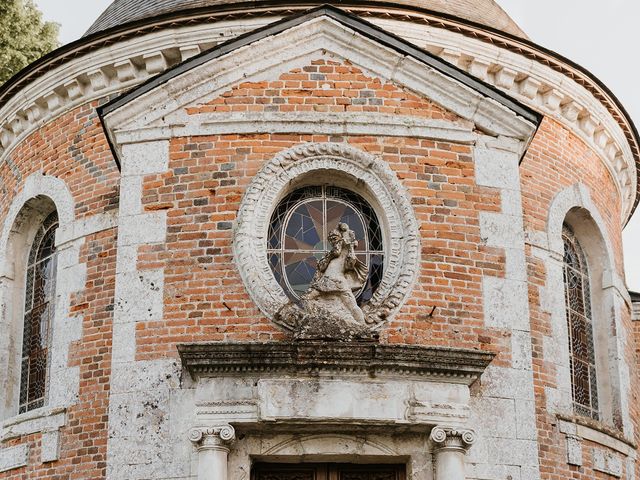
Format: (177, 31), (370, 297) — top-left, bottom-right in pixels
(0, 6), (636, 221)
(178, 341), (495, 384)
(181, 341), (491, 480)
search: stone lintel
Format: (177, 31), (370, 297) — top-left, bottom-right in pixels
(178, 341), (494, 385)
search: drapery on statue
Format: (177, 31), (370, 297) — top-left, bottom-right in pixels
(275, 222), (377, 341)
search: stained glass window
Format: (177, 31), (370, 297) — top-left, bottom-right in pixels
(19, 211), (58, 414)
(562, 225), (599, 420)
(268, 186), (384, 304)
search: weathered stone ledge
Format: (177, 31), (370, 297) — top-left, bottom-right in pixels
(178, 341), (494, 385)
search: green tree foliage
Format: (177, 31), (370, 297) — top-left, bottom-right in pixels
(0, 0), (59, 84)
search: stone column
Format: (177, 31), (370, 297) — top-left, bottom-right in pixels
(429, 426), (476, 480)
(189, 425), (236, 480)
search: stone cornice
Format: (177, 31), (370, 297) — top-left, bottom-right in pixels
(385, 18), (637, 222)
(177, 342), (495, 385)
(0, 4), (636, 219)
(100, 13), (537, 141)
(112, 112), (478, 146)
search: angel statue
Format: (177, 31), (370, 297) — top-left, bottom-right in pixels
(275, 222), (376, 341)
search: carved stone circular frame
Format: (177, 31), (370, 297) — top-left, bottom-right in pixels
(233, 142), (420, 327)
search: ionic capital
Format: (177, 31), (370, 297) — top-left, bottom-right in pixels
(429, 426), (476, 453)
(188, 425), (236, 452)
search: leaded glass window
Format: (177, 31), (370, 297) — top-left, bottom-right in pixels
(268, 186), (383, 304)
(19, 212), (58, 414)
(562, 225), (599, 420)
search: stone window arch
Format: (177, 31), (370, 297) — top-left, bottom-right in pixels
(561, 207), (619, 427)
(0, 196), (59, 418)
(543, 184), (631, 434)
(0, 173), (75, 421)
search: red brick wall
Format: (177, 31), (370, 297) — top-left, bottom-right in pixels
(187, 59), (460, 118)
(1, 57), (637, 479)
(521, 117), (638, 479)
(0, 101), (118, 480)
(135, 59), (513, 365)
(0, 101), (119, 220)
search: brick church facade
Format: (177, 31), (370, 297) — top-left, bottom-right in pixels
(0, 1), (638, 479)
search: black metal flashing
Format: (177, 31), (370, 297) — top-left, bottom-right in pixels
(84, 0), (528, 39)
(177, 341), (495, 384)
(98, 4), (540, 127)
(2, 0), (536, 111)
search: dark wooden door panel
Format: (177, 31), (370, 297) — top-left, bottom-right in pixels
(252, 463), (405, 480)
(252, 463), (327, 480)
(338, 465), (404, 480)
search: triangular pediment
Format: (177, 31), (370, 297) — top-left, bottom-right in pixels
(100, 6), (539, 157)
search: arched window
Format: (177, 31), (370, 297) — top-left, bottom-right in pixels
(267, 186), (384, 304)
(19, 211), (58, 414)
(562, 224), (599, 420)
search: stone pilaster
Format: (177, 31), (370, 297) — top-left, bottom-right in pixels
(430, 426), (476, 480)
(189, 425), (236, 480)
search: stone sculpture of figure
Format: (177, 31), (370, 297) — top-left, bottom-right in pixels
(274, 222), (375, 341)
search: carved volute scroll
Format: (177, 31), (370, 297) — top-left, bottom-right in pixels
(189, 425), (236, 452)
(429, 426), (476, 453)
(429, 427), (476, 480)
(189, 425), (236, 480)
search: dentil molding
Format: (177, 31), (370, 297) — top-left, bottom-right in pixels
(0, 10), (636, 220)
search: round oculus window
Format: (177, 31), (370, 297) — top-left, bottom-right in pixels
(267, 186), (384, 304)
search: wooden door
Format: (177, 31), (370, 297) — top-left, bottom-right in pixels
(251, 463), (406, 480)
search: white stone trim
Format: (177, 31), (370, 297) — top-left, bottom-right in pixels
(1, 406), (66, 464)
(1, 406), (66, 441)
(105, 16), (535, 144)
(632, 301), (640, 322)
(532, 183), (633, 437)
(56, 210), (118, 247)
(106, 140), (184, 480)
(593, 448), (623, 477)
(373, 17), (636, 221)
(559, 419), (636, 459)
(112, 112), (477, 145)
(0, 444), (28, 473)
(233, 142), (420, 325)
(0, 173), (75, 262)
(0, 173), (81, 425)
(468, 135), (541, 480)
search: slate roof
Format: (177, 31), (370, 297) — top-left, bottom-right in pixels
(84, 0), (528, 38)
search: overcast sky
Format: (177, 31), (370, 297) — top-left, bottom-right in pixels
(33, 0), (640, 291)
